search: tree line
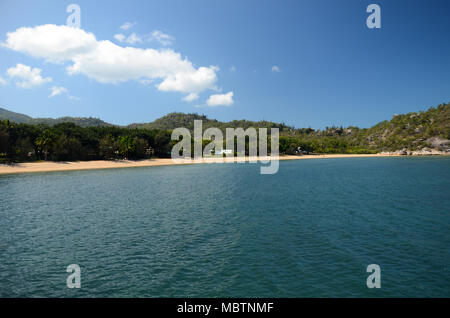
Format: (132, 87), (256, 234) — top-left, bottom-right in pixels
(0, 119), (378, 163)
(2, 103), (448, 163)
(0, 121), (172, 163)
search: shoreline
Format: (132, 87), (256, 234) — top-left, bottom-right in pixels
(0, 153), (448, 175)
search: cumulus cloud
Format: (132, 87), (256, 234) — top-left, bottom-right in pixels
(49, 86), (68, 97)
(182, 92), (199, 102)
(120, 22), (136, 31)
(157, 66), (219, 93)
(2, 24), (219, 95)
(149, 30), (174, 46)
(0, 76), (6, 85)
(271, 65), (280, 72)
(3, 25), (97, 63)
(7, 63), (52, 88)
(206, 91), (234, 106)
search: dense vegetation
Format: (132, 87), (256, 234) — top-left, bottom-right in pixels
(277, 103), (450, 154)
(0, 103), (449, 163)
(0, 122), (172, 162)
(129, 112), (289, 131)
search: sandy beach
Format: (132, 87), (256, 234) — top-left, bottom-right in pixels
(0, 154), (417, 175)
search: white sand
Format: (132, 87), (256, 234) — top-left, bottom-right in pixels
(0, 154), (412, 175)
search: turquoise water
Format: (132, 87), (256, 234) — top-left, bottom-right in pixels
(0, 157), (449, 297)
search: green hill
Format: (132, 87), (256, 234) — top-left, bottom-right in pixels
(363, 103), (450, 151)
(0, 107), (33, 124)
(128, 112), (288, 131)
(0, 107), (112, 127)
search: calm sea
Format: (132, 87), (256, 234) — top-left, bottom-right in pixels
(0, 157), (449, 297)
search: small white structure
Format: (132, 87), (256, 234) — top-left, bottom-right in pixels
(215, 149), (233, 155)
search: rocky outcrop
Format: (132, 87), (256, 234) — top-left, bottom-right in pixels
(411, 147), (448, 155)
(379, 147), (449, 156)
(426, 137), (450, 151)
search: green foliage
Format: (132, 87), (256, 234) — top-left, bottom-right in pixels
(99, 135), (118, 160)
(128, 112), (290, 132)
(0, 120), (158, 162)
(353, 103), (450, 151)
(0, 102), (448, 162)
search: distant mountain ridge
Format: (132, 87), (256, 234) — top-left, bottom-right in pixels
(0, 107), (33, 124)
(0, 107), (112, 127)
(0, 107), (292, 130)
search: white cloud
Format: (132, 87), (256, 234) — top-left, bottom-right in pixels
(0, 76), (6, 85)
(271, 65), (280, 72)
(114, 33), (142, 44)
(120, 22), (136, 31)
(157, 66), (219, 93)
(48, 85), (79, 100)
(114, 33), (126, 42)
(3, 25), (97, 63)
(49, 86), (68, 97)
(149, 30), (174, 46)
(206, 91), (234, 107)
(3, 24), (219, 95)
(7, 63), (52, 88)
(182, 92), (199, 102)
(126, 32), (142, 44)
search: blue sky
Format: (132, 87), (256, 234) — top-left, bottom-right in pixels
(0, 0), (449, 129)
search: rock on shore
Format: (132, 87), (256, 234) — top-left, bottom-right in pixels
(380, 147), (449, 156)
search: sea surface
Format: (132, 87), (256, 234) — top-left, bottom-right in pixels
(0, 157), (449, 297)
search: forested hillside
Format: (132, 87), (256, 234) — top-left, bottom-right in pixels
(277, 103), (450, 154)
(0, 103), (448, 162)
(128, 112), (288, 131)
